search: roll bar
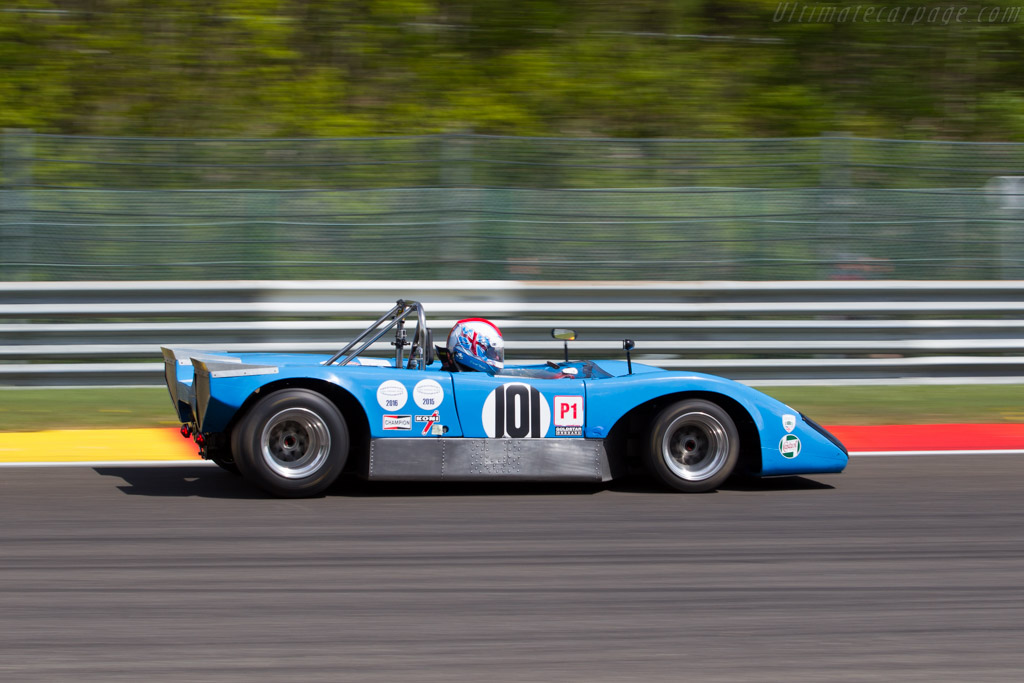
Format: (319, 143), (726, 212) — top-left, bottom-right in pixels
(325, 299), (430, 370)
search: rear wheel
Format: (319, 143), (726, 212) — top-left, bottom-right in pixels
(211, 455), (240, 475)
(233, 389), (349, 498)
(647, 399), (739, 492)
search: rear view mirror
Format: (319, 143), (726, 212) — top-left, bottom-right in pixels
(551, 328), (577, 362)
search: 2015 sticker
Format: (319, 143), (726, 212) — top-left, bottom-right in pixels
(376, 380), (408, 411)
(413, 379), (444, 410)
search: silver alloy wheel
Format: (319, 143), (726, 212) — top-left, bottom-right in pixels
(660, 411), (730, 481)
(259, 407), (332, 479)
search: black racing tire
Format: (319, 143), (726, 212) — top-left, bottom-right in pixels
(647, 399), (740, 493)
(233, 389), (349, 498)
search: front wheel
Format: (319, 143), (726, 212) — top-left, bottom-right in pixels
(647, 399), (739, 492)
(233, 389), (349, 498)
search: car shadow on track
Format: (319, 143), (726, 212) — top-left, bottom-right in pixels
(92, 466), (832, 499)
(94, 466), (271, 499)
(605, 474), (834, 494)
(332, 474), (830, 497)
(331, 476), (607, 498)
(720, 475), (835, 492)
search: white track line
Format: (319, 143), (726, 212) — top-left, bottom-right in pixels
(3, 452), (1024, 469)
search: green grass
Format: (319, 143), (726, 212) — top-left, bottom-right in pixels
(762, 385), (1024, 426)
(0, 388), (179, 432)
(0, 384), (1021, 432)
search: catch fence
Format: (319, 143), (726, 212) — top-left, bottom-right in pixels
(2, 132), (1024, 281)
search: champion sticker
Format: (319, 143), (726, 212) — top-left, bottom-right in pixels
(383, 415), (411, 430)
(779, 434), (802, 458)
(782, 414), (797, 433)
(413, 379), (444, 410)
(482, 383), (551, 438)
(376, 380), (408, 410)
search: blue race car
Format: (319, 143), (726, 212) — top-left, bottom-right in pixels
(162, 299), (848, 497)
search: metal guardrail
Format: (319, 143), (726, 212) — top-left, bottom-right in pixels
(2, 280), (1024, 386)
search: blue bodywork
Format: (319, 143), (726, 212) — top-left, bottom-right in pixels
(163, 347), (848, 479)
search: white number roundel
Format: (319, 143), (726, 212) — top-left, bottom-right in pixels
(413, 379), (444, 410)
(481, 383), (551, 438)
(376, 380), (408, 410)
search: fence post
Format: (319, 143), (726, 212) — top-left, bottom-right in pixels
(820, 132), (851, 278)
(1, 130), (33, 281)
(440, 133), (474, 276)
(988, 175), (1024, 280)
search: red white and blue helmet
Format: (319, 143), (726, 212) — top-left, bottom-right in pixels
(447, 318), (504, 373)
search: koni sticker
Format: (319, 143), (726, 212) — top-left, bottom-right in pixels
(481, 383), (551, 438)
(415, 410), (440, 436)
(782, 414), (797, 433)
(376, 380), (408, 410)
(413, 379), (444, 410)
(383, 415), (411, 430)
(779, 434), (801, 458)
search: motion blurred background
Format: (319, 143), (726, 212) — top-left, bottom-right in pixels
(5, 9), (1024, 682)
(4, 0), (1024, 280)
(2, 0), (1024, 423)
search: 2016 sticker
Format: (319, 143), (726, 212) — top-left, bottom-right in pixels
(482, 383), (551, 438)
(376, 380), (408, 410)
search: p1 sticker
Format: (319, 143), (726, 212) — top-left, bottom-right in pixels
(482, 383), (551, 438)
(376, 380), (408, 411)
(553, 395), (584, 437)
(779, 434), (802, 458)
(383, 415), (411, 430)
(413, 379), (444, 410)
(782, 414), (797, 433)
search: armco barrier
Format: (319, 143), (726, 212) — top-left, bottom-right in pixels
(2, 280), (1024, 386)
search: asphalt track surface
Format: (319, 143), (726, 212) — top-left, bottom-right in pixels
(1, 457), (1023, 682)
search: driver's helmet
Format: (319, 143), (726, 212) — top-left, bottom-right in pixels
(447, 318), (504, 373)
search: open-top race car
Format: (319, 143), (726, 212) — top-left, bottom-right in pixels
(162, 300), (848, 497)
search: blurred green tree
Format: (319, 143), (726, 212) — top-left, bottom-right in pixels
(2, 0), (1024, 139)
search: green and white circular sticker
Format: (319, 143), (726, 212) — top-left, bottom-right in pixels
(779, 434), (802, 458)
